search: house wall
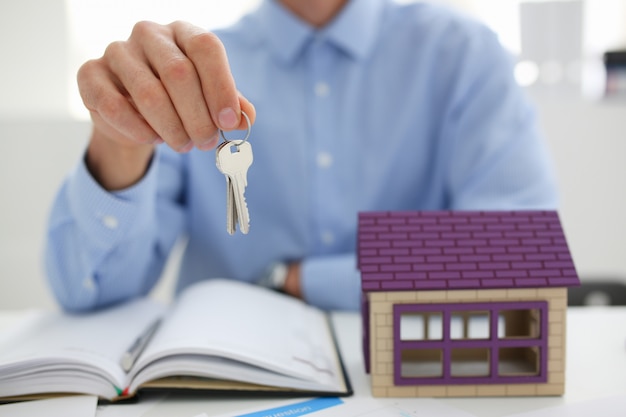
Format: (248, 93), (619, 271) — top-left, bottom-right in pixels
(367, 287), (567, 397)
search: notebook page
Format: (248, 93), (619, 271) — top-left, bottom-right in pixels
(134, 279), (341, 387)
(0, 298), (166, 390)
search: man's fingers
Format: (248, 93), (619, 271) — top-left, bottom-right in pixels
(104, 32), (194, 152)
(78, 58), (160, 146)
(140, 21), (219, 150)
(172, 22), (242, 132)
(79, 20), (255, 154)
(236, 92), (256, 131)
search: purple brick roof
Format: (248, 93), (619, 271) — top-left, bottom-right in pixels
(358, 211), (580, 292)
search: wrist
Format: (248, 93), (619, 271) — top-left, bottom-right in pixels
(283, 263), (302, 299)
(257, 262), (302, 299)
(86, 131), (154, 191)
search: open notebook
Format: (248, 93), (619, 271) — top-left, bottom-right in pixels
(0, 279), (352, 402)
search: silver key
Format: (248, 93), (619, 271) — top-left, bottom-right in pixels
(216, 141), (253, 234)
(226, 176), (237, 234)
(216, 141), (237, 234)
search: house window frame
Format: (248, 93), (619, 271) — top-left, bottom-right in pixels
(393, 301), (548, 386)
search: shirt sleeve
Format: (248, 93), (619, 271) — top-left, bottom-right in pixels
(300, 253), (361, 311)
(440, 24), (559, 210)
(45, 147), (185, 311)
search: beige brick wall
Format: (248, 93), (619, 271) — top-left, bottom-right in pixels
(368, 288), (567, 397)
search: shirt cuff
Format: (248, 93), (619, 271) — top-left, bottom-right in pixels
(67, 152), (159, 247)
(300, 253), (361, 311)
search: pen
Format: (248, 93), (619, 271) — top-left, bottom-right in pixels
(120, 318), (162, 372)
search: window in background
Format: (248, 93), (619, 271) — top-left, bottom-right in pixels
(444, 0), (626, 98)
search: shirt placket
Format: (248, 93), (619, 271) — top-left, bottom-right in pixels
(307, 37), (339, 254)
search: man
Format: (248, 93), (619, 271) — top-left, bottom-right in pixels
(46, 0), (558, 312)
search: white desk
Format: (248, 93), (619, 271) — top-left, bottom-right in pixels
(1, 307), (625, 417)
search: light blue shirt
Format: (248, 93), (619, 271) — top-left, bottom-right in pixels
(46, 0), (558, 312)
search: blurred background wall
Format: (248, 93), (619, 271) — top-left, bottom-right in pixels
(1, 0), (625, 310)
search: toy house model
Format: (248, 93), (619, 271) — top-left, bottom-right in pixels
(357, 210), (580, 397)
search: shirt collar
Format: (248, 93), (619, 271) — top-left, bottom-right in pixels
(256, 0), (385, 64)
(323, 0), (384, 60)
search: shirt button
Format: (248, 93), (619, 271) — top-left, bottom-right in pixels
(82, 277), (95, 291)
(317, 152), (333, 168)
(321, 231), (335, 245)
(314, 82), (330, 97)
(102, 215), (118, 229)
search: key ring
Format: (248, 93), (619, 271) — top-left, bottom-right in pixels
(219, 111), (251, 147)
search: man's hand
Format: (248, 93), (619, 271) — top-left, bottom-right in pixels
(77, 21), (256, 190)
(283, 263), (303, 299)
